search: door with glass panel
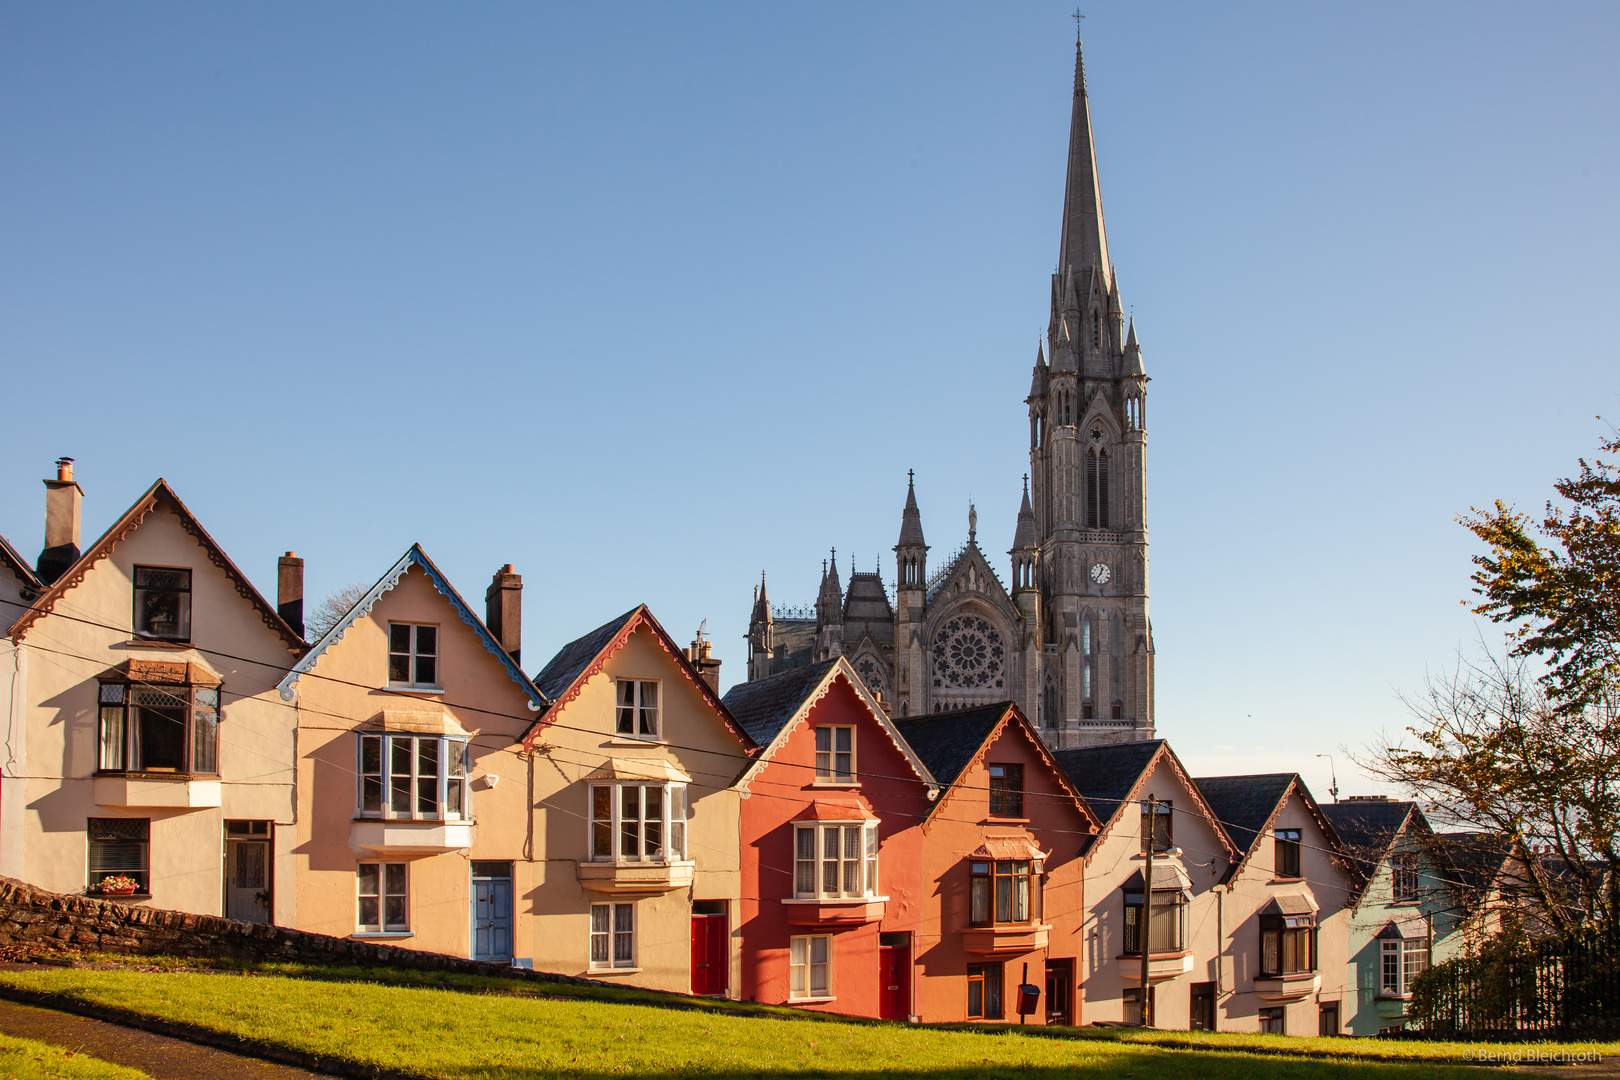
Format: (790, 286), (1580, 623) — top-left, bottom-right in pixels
(471, 861), (512, 961)
(224, 820), (271, 924)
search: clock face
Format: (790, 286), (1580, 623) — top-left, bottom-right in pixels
(1090, 562), (1111, 585)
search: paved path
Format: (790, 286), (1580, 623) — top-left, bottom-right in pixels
(0, 998), (338, 1080)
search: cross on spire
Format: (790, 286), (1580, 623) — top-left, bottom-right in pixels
(1072, 8), (1084, 42)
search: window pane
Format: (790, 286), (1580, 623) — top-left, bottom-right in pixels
(415, 655), (436, 686)
(99, 707), (125, 771)
(361, 735), (381, 775)
(985, 967), (1002, 1017)
(389, 654), (411, 683)
(363, 777), (383, 814)
(971, 876), (990, 924)
(358, 863), (379, 897)
(996, 869), (1012, 923)
(358, 897), (379, 928)
(384, 895), (407, 929)
(390, 624), (412, 653)
(415, 626), (436, 656)
(135, 705), (186, 772)
(1014, 872), (1029, 922)
(638, 681), (657, 737)
(384, 863), (406, 895)
(446, 739), (467, 778)
(835, 728), (851, 753)
(616, 681), (635, 734)
(416, 741), (440, 815)
(815, 728), (831, 752)
(192, 709), (217, 774)
(99, 684), (126, 705)
(391, 739), (412, 814)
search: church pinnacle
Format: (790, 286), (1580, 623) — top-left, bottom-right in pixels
(1058, 35), (1111, 293)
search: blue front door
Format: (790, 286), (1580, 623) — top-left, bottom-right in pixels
(472, 868), (512, 961)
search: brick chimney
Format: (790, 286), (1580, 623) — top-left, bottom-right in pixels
(485, 565), (521, 664)
(686, 624), (721, 694)
(278, 552), (305, 638)
(37, 457), (83, 585)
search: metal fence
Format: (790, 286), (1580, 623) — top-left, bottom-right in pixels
(1409, 930), (1620, 1037)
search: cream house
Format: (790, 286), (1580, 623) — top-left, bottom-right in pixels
(3, 463), (304, 922)
(523, 608), (757, 994)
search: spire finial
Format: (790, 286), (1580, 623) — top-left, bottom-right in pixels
(1072, 8), (1084, 43)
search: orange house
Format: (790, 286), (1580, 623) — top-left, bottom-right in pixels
(723, 658), (936, 1017)
(895, 703), (1099, 1025)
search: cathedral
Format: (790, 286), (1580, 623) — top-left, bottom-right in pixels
(744, 35), (1154, 750)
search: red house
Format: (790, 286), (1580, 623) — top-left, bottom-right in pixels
(895, 703), (1099, 1025)
(723, 658), (937, 1018)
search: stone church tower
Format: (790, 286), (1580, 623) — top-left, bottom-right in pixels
(744, 34), (1154, 749)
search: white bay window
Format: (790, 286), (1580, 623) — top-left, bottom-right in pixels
(793, 821), (879, 899)
(357, 733), (468, 820)
(589, 781), (687, 862)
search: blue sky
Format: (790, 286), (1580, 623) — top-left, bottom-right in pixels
(3, 2), (1616, 799)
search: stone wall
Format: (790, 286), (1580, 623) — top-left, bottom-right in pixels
(0, 876), (599, 987)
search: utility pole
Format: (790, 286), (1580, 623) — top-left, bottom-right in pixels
(1140, 792), (1155, 1028)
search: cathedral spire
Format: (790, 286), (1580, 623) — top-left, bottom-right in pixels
(1013, 475), (1037, 551)
(897, 471), (926, 549)
(1057, 35), (1112, 292)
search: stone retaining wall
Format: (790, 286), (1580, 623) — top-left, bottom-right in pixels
(0, 875), (599, 987)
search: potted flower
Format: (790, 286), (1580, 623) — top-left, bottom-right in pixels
(97, 875), (140, 897)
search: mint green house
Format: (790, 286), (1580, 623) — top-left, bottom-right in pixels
(1319, 798), (1466, 1035)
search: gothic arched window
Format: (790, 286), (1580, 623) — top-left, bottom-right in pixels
(1081, 614), (1094, 719)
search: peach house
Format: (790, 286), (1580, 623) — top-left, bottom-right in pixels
(522, 608), (757, 994)
(4, 466), (304, 922)
(275, 546), (544, 961)
(895, 703), (1098, 1025)
(722, 657), (937, 1016)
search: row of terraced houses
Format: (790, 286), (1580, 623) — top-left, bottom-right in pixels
(0, 464), (1542, 1035)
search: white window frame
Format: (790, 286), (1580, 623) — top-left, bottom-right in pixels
(1381, 939), (1429, 996)
(588, 781), (687, 863)
(589, 901), (636, 970)
(789, 934), (830, 999)
(356, 861), (408, 934)
(357, 733), (469, 821)
(814, 726), (855, 783)
(792, 821), (879, 900)
(615, 679), (660, 740)
(387, 622), (440, 689)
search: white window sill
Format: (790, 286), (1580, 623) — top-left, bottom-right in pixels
(385, 686), (445, 695)
(811, 781), (860, 789)
(352, 932), (414, 939)
(589, 966), (643, 975)
(781, 896), (888, 905)
(607, 737), (664, 746)
(789, 996), (836, 1004)
(352, 816), (472, 824)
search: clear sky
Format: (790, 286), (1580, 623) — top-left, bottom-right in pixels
(3, 3), (1616, 801)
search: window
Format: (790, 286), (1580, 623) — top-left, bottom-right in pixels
(1392, 854), (1420, 901)
(615, 680), (659, 739)
(967, 963), (1003, 1019)
(1123, 889), (1187, 954)
(988, 764), (1024, 817)
(1141, 800), (1173, 853)
(1275, 829), (1302, 879)
(387, 623), (438, 687)
(590, 902), (636, 969)
(790, 935), (830, 999)
(356, 862), (408, 933)
(97, 681), (219, 776)
(589, 782), (687, 862)
(1381, 939), (1429, 996)
(1259, 1006), (1286, 1034)
(132, 566), (191, 641)
(87, 818), (149, 893)
(1259, 913), (1317, 976)
(357, 733), (468, 820)
(969, 860), (1037, 926)
(814, 726), (854, 783)
(794, 822), (879, 899)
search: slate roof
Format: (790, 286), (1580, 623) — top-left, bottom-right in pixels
(0, 534), (40, 591)
(1052, 740), (1164, 821)
(1319, 799), (1416, 871)
(1434, 830), (1514, 894)
(894, 703), (1014, 789)
(721, 659), (839, 746)
(1194, 773), (1298, 856)
(533, 607), (640, 702)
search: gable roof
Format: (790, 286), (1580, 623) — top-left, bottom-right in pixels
(723, 656), (935, 796)
(1195, 772), (1361, 885)
(523, 604), (758, 753)
(1318, 799), (1420, 867)
(9, 479), (305, 651)
(1054, 739), (1240, 863)
(275, 544), (543, 710)
(1433, 830), (1516, 903)
(0, 534), (41, 593)
(895, 702), (1098, 831)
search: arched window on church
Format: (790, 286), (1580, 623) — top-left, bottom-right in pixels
(1081, 614), (1094, 720)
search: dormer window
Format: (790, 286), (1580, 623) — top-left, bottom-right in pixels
(388, 624), (438, 688)
(133, 566), (191, 642)
(615, 680), (659, 740)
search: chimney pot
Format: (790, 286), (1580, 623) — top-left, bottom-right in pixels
(278, 553), (305, 639)
(687, 627), (722, 693)
(486, 565), (522, 665)
(56, 457), (75, 482)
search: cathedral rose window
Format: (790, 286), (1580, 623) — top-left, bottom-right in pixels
(931, 616), (1005, 690)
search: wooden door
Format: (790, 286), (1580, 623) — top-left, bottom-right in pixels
(879, 935), (911, 1021)
(690, 913), (727, 995)
(1190, 981), (1215, 1031)
(1318, 1001), (1340, 1036)
(1044, 959), (1073, 1026)
(224, 840), (270, 924)
(471, 864), (512, 961)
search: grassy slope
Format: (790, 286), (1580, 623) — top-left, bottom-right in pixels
(0, 967), (1506, 1080)
(0, 1031), (148, 1080)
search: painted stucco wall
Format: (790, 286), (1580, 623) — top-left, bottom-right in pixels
(8, 503), (299, 922)
(289, 563), (538, 961)
(1217, 791), (1355, 1035)
(736, 673), (931, 1016)
(1079, 758), (1228, 1029)
(527, 623), (751, 995)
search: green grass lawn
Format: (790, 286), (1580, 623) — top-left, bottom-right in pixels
(0, 966), (1520, 1080)
(0, 1031), (148, 1080)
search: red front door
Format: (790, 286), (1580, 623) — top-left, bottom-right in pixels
(879, 936), (911, 1021)
(690, 913), (727, 995)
